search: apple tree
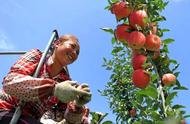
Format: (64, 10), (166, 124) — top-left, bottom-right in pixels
(100, 0), (189, 123)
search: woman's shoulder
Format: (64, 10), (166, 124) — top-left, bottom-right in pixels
(28, 49), (42, 55)
(11, 49), (43, 66)
(21, 49), (42, 60)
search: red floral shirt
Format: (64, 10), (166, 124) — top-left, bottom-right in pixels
(0, 49), (89, 123)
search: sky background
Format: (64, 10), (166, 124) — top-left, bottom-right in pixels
(0, 0), (189, 123)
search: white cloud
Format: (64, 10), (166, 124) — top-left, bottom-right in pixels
(0, 33), (14, 50)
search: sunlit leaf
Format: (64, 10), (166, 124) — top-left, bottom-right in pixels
(169, 59), (177, 64)
(102, 121), (114, 124)
(165, 92), (177, 105)
(161, 29), (170, 32)
(136, 86), (158, 99)
(101, 28), (114, 34)
(184, 115), (190, 118)
(173, 86), (188, 90)
(104, 5), (111, 10)
(151, 73), (159, 82)
(133, 121), (142, 124)
(163, 38), (174, 44)
(172, 104), (185, 109)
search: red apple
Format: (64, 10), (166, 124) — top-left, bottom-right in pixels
(132, 69), (150, 89)
(132, 53), (147, 70)
(127, 31), (146, 49)
(181, 119), (186, 124)
(132, 49), (141, 57)
(162, 73), (176, 86)
(145, 34), (161, 51)
(129, 10), (148, 28)
(129, 108), (136, 117)
(111, 1), (132, 21)
(115, 24), (133, 42)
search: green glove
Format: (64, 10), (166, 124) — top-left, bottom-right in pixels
(54, 81), (91, 103)
(75, 83), (92, 107)
(57, 119), (69, 124)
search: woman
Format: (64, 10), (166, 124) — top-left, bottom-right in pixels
(0, 34), (91, 124)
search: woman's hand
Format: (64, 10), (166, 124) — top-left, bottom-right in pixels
(54, 81), (91, 103)
(75, 83), (92, 107)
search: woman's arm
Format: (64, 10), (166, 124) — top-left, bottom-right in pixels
(3, 49), (55, 102)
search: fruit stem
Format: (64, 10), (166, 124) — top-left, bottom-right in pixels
(149, 56), (167, 118)
(157, 80), (167, 117)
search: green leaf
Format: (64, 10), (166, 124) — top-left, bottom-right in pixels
(102, 121), (114, 124)
(133, 121), (142, 124)
(112, 46), (123, 54)
(163, 38), (175, 44)
(155, 121), (165, 124)
(108, 0), (119, 4)
(174, 72), (180, 77)
(90, 112), (108, 123)
(112, 0), (119, 3)
(162, 44), (169, 53)
(104, 5), (111, 10)
(173, 86), (188, 90)
(184, 115), (190, 118)
(165, 92), (177, 105)
(161, 29), (170, 32)
(153, 16), (166, 22)
(136, 86), (158, 99)
(151, 111), (162, 120)
(151, 73), (159, 82)
(157, 28), (164, 37)
(107, 0), (113, 5)
(172, 63), (179, 72)
(111, 37), (116, 44)
(103, 57), (107, 62)
(172, 104), (186, 109)
(101, 28), (114, 34)
(175, 79), (181, 87)
(100, 113), (109, 122)
(169, 59), (177, 64)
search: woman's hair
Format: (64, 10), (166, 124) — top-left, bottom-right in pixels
(56, 34), (79, 44)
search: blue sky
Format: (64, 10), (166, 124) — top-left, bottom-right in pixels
(0, 0), (189, 123)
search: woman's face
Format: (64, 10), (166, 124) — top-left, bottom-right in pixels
(55, 39), (80, 66)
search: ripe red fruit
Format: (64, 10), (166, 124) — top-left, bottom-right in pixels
(181, 119), (186, 124)
(127, 31), (146, 49)
(132, 54), (147, 70)
(129, 108), (136, 117)
(162, 73), (176, 86)
(132, 69), (150, 89)
(129, 10), (148, 28)
(132, 49), (140, 56)
(115, 24), (133, 42)
(145, 34), (161, 51)
(111, 2), (132, 21)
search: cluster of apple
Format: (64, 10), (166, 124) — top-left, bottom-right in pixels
(110, 1), (176, 89)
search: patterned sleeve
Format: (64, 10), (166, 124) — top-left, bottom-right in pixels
(2, 49), (55, 102)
